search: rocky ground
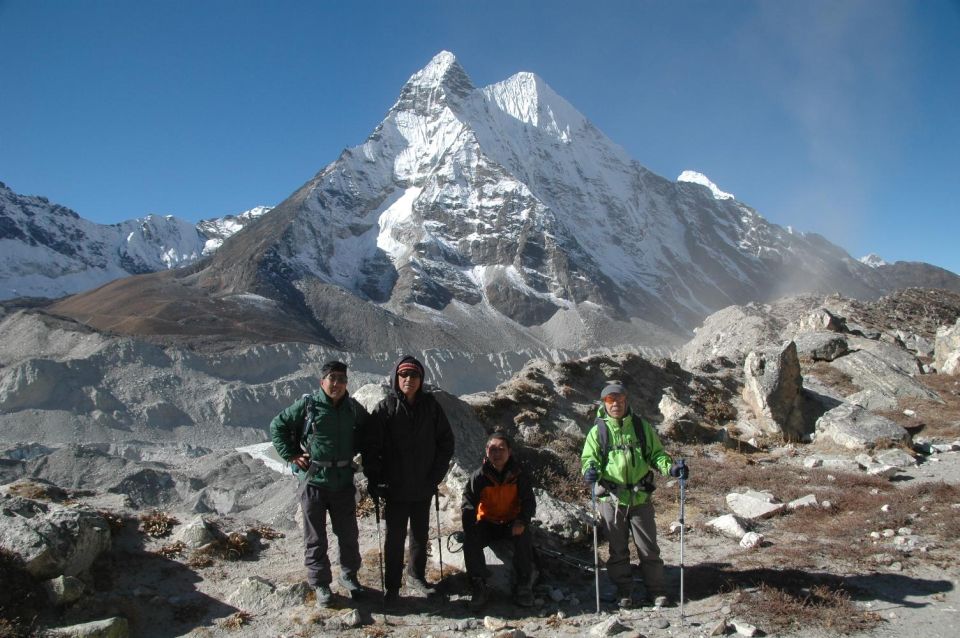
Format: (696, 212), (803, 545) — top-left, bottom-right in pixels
(2, 288), (960, 637)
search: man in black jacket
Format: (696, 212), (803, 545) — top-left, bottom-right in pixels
(364, 355), (455, 604)
(461, 432), (536, 611)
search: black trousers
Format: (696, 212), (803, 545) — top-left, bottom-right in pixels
(383, 497), (432, 591)
(462, 513), (533, 587)
(299, 482), (361, 587)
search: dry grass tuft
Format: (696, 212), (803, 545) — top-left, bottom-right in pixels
(156, 541), (187, 559)
(803, 361), (860, 396)
(250, 524), (284, 540)
(363, 624), (391, 637)
(218, 611), (254, 630)
(140, 510), (178, 538)
(734, 582), (882, 635)
(5, 479), (68, 502)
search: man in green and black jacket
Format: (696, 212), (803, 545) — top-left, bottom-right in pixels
(270, 360), (369, 607)
(581, 380), (690, 610)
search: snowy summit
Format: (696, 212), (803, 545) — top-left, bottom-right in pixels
(677, 170), (734, 200)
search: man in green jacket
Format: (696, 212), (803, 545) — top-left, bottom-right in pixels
(581, 381), (689, 610)
(270, 360), (369, 607)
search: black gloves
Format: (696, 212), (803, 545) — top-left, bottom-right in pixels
(669, 460), (689, 480)
(583, 466), (599, 484)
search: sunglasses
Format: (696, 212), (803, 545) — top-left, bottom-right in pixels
(398, 370), (421, 379)
(603, 394), (626, 404)
(325, 374), (348, 384)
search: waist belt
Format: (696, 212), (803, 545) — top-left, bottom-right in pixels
(303, 459), (355, 481)
(311, 459), (353, 468)
(598, 471), (655, 496)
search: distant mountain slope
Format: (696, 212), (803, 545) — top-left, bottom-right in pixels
(40, 52), (960, 353)
(0, 181), (269, 300)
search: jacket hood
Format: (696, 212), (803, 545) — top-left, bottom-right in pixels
(390, 354), (427, 397)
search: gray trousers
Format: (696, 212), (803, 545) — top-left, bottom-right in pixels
(598, 499), (666, 597)
(299, 482), (361, 587)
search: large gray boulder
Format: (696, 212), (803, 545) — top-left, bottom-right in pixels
(815, 403), (910, 450)
(935, 319), (960, 375)
(830, 350), (941, 403)
(741, 341), (809, 440)
(677, 303), (784, 370)
(0, 490), (111, 579)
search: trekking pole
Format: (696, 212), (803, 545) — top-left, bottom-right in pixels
(435, 489), (445, 583)
(374, 494), (386, 604)
(591, 467), (600, 614)
(678, 458), (687, 625)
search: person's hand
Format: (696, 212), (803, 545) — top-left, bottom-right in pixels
(669, 460), (689, 479)
(511, 521), (526, 537)
(583, 466), (599, 484)
(291, 453), (310, 471)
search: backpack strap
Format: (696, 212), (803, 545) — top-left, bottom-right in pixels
(299, 393), (316, 451)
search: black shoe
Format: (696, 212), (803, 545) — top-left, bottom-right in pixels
(405, 575), (436, 595)
(617, 588), (635, 609)
(515, 587), (534, 608)
(338, 572), (364, 598)
(469, 578), (489, 612)
(314, 584), (333, 607)
(384, 589), (400, 607)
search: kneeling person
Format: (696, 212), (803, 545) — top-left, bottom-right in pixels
(461, 433), (536, 611)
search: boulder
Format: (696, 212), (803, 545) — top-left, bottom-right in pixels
(707, 514), (749, 538)
(176, 516), (215, 549)
(226, 576), (310, 613)
(0, 493), (111, 579)
(677, 303), (784, 371)
(830, 350), (940, 403)
(815, 403), (910, 450)
(934, 319), (960, 374)
(726, 490), (784, 520)
(44, 574), (86, 605)
(795, 308), (847, 333)
(793, 332), (849, 362)
(44, 617), (129, 637)
(531, 489), (587, 542)
(741, 341), (809, 440)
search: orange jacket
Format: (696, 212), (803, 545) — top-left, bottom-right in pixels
(462, 458), (535, 525)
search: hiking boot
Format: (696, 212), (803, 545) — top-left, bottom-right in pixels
(338, 572), (363, 598)
(314, 584), (333, 607)
(384, 589), (400, 607)
(405, 575), (436, 595)
(468, 578), (489, 612)
(651, 594), (670, 607)
(616, 588), (635, 609)
(515, 586), (535, 608)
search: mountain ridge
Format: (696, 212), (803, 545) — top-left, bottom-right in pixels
(7, 51), (960, 353)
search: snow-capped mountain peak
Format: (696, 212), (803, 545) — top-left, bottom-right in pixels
(482, 72), (584, 143)
(677, 170), (734, 200)
(860, 253), (888, 268)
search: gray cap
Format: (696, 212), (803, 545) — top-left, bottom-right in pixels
(600, 382), (626, 399)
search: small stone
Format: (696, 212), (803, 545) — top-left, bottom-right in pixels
(739, 532), (764, 549)
(731, 619), (759, 636)
(708, 618), (728, 636)
(869, 531), (881, 540)
(589, 616), (629, 636)
(651, 617), (670, 629)
(882, 529), (895, 538)
(720, 605), (732, 615)
(889, 562), (903, 571)
(897, 527), (913, 536)
(821, 500), (832, 509)
(485, 616), (509, 631)
(881, 504), (891, 512)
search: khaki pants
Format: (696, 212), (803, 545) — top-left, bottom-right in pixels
(598, 499), (666, 597)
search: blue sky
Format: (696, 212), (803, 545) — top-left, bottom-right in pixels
(1, 0), (958, 274)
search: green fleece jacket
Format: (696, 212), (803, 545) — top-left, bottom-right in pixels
(270, 390), (367, 491)
(581, 407), (673, 506)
